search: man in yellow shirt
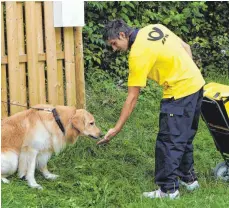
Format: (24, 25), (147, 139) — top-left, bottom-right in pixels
(97, 19), (205, 199)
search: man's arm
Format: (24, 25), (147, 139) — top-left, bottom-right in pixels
(97, 86), (140, 145)
(115, 86), (140, 131)
(180, 38), (193, 59)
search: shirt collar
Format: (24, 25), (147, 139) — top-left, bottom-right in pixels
(128, 29), (139, 48)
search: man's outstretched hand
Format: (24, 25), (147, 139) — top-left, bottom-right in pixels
(97, 128), (119, 145)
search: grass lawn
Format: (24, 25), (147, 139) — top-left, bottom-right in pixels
(1, 72), (229, 208)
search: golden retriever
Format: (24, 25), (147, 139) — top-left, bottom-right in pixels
(1, 104), (101, 189)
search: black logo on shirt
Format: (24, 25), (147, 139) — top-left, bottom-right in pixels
(148, 27), (169, 44)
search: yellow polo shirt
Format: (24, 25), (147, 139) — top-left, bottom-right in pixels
(128, 24), (205, 99)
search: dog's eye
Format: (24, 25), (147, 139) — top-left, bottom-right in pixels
(90, 122), (94, 126)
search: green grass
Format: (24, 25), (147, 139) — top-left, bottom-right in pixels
(1, 72), (229, 208)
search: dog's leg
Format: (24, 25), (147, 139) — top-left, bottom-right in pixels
(1, 177), (10, 184)
(36, 152), (59, 180)
(19, 147), (43, 190)
(1, 151), (19, 184)
(18, 152), (27, 179)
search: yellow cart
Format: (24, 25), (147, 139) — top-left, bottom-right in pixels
(201, 82), (229, 181)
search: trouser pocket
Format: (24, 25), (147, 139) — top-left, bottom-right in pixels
(158, 105), (184, 136)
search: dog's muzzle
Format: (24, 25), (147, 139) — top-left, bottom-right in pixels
(89, 135), (99, 140)
(89, 133), (103, 140)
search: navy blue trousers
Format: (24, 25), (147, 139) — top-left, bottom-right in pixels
(155, 88), (203, 193)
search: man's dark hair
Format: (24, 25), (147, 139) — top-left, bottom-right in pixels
(103, 19), (133, 40)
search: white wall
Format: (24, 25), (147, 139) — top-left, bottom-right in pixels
(53, 0), (84, 27)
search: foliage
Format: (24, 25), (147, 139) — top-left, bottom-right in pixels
(83, 1), (229, 80)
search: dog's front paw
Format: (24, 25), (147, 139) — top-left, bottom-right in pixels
(1, 178), (10, 184)
(28, 182), (43, 190)
(44, 173), (59, 180)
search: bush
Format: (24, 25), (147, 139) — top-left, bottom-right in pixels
(83, 1), (229, 80)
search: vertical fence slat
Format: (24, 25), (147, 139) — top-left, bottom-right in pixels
(25, 2), (39, 106)
(1, 3), (8, 118)
(56, 28), (64, 105)
(64, 27), (76, 106)
(6, 2), (21, 115)
(44, 2), (58, 105)
(74, 27), (85, 109)
(17, 2), (27, 108)
(35, 2), (46, 104)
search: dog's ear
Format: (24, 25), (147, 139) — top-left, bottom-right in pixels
(71, 109), (86, 133)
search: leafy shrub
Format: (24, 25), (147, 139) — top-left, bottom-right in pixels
(83, 1), (229, 80)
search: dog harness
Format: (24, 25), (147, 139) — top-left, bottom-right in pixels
(51, 108), (65, 135)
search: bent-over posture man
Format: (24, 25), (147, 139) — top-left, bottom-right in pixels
(97, 19), (205, 199)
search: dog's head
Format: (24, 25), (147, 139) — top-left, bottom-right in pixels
(68, 109), (101, 143)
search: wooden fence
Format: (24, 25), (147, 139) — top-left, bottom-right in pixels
(1, 1), (85, 118)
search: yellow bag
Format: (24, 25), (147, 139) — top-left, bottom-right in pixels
(203, 82), (229, 116)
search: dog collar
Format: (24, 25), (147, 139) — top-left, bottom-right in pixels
(51, 108), (65, 135)
(36, 107), (65, 135)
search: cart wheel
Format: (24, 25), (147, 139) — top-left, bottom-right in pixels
(214, 162), (229, 182)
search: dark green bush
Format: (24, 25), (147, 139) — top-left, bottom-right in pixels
(83, 1), (229, 81)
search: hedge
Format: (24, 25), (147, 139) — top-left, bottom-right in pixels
(83, 1), (229, 80)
